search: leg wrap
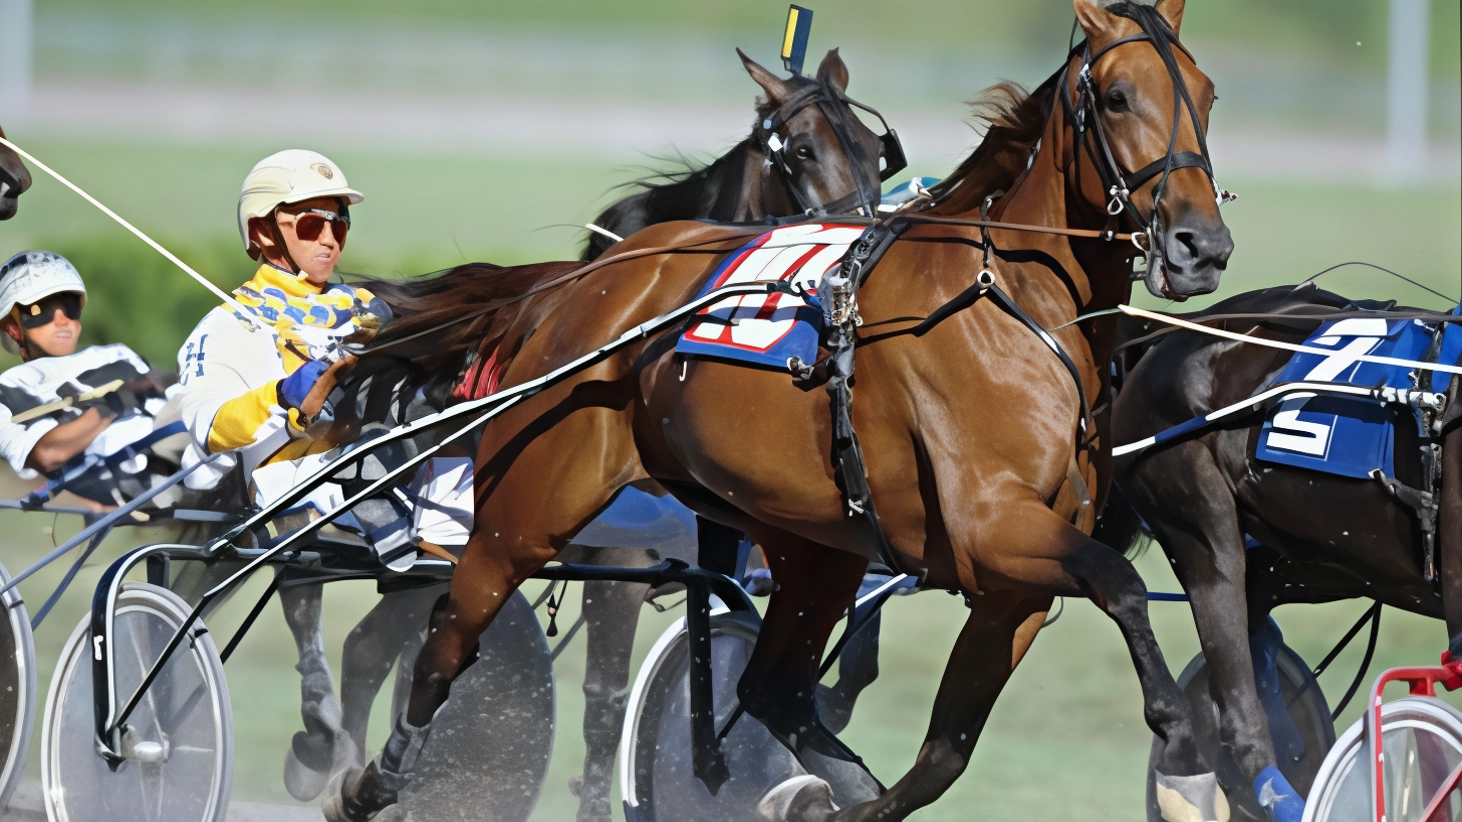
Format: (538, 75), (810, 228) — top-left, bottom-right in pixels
(1253, 766), (1303, 822)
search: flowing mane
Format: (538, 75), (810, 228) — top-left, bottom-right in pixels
(579, 76), (830, 261)
(926, 71), (1061, 216)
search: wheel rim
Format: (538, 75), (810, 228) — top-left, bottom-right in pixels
(0, 560), (36, 813)
(41, 582), (232, 822)
(1303, 697), (1462, 822)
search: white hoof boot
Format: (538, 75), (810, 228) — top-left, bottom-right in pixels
(1154, 771), (1230, 822)
(757, 774), (838, 822)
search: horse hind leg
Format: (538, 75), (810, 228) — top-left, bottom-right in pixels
(574, 556), (650, 822)
(279, 581), (348, 802)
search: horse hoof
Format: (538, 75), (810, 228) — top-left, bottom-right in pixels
(322, 762), (401, 822)
(758, 775), (838, 822)
(1154, 771), (1230, 822)
(284, 732), (331, 801)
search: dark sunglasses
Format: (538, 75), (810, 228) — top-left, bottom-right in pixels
(17, 293), (83, 329)
(286, 206), (351, 244)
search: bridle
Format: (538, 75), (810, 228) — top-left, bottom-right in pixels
(753, 76), (907, 219)
(1057, 4), (1232, 272)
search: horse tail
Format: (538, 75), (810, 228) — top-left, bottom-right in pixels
(1092, 483), (1151, 559)
(338, 260), (581, 429)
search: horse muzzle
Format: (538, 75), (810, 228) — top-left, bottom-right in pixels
(1147, 214), (1232, 301)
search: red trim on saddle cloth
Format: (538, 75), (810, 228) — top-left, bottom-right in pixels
(452, 346), (505, 401)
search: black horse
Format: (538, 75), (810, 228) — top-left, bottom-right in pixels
(581, 47), (892, 261)
(0, 123), (31, 220)
(1103, 280), (1462, 821)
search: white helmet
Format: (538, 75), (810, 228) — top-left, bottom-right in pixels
(0, 251), (87, 354)
(237, 149), (364, 258)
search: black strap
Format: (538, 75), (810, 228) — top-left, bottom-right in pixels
(1125, 151), (1209, 192)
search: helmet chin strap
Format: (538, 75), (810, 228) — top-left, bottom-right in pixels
(264, 213), (304, 277)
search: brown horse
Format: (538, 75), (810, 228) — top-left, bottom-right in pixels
(0, 124), (31, 220)
(325, 2), (1233, 820)
(320, 46), (892, 822)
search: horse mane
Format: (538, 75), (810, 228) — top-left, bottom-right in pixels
(927, 69), (1063, 216)
(580, 78), (825, 260)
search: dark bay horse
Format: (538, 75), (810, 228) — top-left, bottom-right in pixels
(582, 48), (893, 261)
(0, 124), (32, 220)
(1106, 281), (1462, 821)
(325, 2), (1234, 820)
(314, 47), (893, 820)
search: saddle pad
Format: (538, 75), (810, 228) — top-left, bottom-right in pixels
(675, 223), (865, 369)
(1255, 316), (1440, 479)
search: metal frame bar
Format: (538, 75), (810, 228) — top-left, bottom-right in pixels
(0, 454), (224, 598)
(1366, 665), (1462, 822)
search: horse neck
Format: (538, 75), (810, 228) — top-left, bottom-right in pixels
(705, 140), (784, 222)
(978, 114), (1133, 342)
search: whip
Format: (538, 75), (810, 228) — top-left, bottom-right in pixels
(0, 135), (261, 329)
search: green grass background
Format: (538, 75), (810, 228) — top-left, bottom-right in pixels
(1, 0), (1460, 818)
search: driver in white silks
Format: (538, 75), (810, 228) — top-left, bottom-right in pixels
(173, 150), (473, 798)
(0, 250), (181, 509)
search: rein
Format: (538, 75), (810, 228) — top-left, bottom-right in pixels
(1117, 304), (1462, 377)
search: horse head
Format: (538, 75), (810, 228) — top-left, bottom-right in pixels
(738, 48), (892, 217)
(1069, 0), (1231, 299)
(0, 124), (32, 220)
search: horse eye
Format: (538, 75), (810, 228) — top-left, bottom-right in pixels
(795, 146), (814, 160)
(1106, 89), (1129, 111)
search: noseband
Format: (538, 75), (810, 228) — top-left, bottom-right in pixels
(754, 77), (907, 219)
(1059, 4), (1232, 269)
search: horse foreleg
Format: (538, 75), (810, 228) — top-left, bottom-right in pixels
(982, 499), (1222, 822)
(764, 593), (1046, 822)
(817, 601), (881, 735)
(738, 530), (874, 805)
(575, 573), (649, 822)
(338, 584), (447, 772)
(279, 581), (346, 802)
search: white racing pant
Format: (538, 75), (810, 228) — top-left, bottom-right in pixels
(252, 452), (475, 571)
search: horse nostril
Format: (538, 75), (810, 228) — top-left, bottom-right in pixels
(1174, 230), (1199, 263)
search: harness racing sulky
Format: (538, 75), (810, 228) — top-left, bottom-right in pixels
(0, 1), (1459, 821)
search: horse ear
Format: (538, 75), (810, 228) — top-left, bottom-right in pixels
(738, 48), (794, 107)
(1156, 0), (1186, 37)
(815, 48), (849, 92)
(1073, 0), (1123, 49)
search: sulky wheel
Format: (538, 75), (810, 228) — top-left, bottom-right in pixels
(1147, 640), (1336, 822)
(0, 560), (37, 814)
(41, 582), (232, 822)
(392, 587), (555, 822)
(619, 609), (803, 822)
(1301, 696), (1462, 822)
